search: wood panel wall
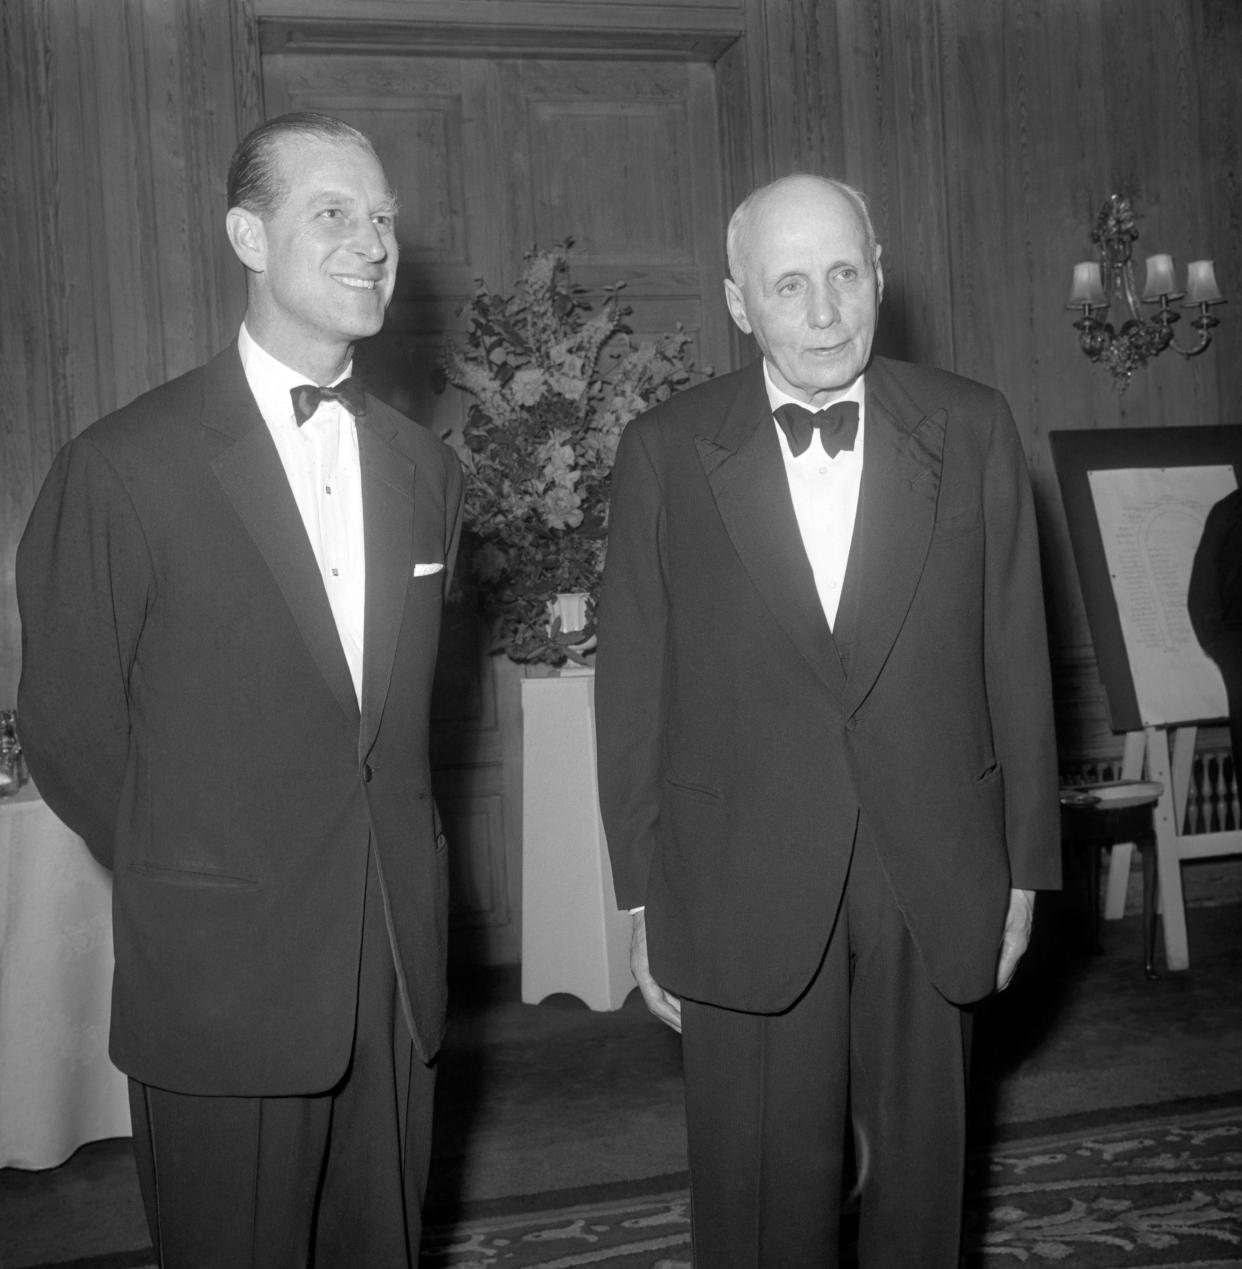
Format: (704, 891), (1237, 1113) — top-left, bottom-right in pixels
(3, 0), (1241, 764)
(0, 0), (262, 701)
(762, 0), (1242, 758)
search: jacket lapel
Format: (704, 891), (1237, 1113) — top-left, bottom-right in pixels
(203, 347), (361, 728)
(844, 359), (945, 717)
(357, 413), (417, 760)
(697, 368), (846, 696)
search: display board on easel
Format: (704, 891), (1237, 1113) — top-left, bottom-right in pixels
(1051, 426), (1241, 731)
(1050, 424), (1242, 971)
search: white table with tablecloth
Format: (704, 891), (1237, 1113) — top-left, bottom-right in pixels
(0, 784), (131, 1169)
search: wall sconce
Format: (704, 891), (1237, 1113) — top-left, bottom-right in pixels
(1066, 194), (1226, 390)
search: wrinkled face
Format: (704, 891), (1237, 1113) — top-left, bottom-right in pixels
(238, 136), (398, 371)
(724, 179), (882, 405)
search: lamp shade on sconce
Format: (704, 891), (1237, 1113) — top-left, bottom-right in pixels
(1184, 260), (1225, 306)
(1068, 261), (1107, 306)
(1141, 253), (1179, 301)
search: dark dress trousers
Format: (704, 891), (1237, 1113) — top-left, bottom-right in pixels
(17, 344), (463, 1262)
(595, 356), (1060, 1265)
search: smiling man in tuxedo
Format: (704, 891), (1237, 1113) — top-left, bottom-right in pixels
(595, 174), (1060, 1266)
(17, 113), (462, 1267)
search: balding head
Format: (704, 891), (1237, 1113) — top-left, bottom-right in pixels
(722, 175), (884, 403)
(727, 175), (878, 289)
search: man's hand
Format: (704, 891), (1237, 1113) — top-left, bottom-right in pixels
(996, 888), (1035, 992)
(630, 909), (682, 1032)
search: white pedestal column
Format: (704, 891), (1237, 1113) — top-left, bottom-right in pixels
(520, 671), (635, 1010)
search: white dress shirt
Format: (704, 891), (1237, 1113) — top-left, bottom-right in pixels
(764, 362), (866, 630)
(238, 324), (366, 703)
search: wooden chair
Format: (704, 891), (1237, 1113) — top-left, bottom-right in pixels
(1060, 780), (1164, 980)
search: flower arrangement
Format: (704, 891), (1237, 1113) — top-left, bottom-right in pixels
(440, 241), (702, 665)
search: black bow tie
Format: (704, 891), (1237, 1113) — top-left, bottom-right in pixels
(290, 378), (367, 426)
(773, 400), (859, 458)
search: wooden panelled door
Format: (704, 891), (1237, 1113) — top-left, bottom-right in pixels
(264, 47), (734, 964)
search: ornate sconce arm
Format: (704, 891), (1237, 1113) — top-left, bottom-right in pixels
(1066, 195), (1226, 389)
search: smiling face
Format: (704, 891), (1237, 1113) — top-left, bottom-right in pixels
(724, 177), (882, 405)
(227, 134), (398, 382)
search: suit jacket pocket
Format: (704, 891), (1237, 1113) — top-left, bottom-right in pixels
(932, 503), (981, 540)
(407, 572), (446, 606)
(967, 762), (1006, 843)
(663, 772), (723, 805)
(975, 760), (1002, 786)
(127, 859), (260, 888)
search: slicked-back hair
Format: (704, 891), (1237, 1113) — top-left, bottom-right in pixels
(726, 174), (878, 288)
(227, 112), (378, 218)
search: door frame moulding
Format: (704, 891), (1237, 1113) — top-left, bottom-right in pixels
(252, 5), (771, 224)
(254, 9), (766, 363)
(258, 16), (741, 62)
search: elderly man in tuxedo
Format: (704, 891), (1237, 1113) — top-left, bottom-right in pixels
(17, 113), (462, 1267)
(595, 174), (1060, 1267)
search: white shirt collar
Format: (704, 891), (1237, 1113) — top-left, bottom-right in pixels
(237, 323), (356, 429)
(761, 359), (865, 416)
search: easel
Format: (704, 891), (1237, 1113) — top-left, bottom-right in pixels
(1051, 425), (1242, 973)
(1104, 726), (1242, 970)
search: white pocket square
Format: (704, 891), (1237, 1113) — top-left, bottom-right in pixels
(412, 562), (445, 577)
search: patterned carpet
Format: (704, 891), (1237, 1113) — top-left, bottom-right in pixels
(17, 1093), (1242, 1268)
(963, 1096), (1242, 1266)
(416, 1095), (1242, 1269)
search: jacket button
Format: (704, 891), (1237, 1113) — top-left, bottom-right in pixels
(363, 763), (374, 782)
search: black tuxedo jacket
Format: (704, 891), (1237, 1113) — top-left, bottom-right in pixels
(595, 357), (1060, 1011)
(17, 344), (463, 1094)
